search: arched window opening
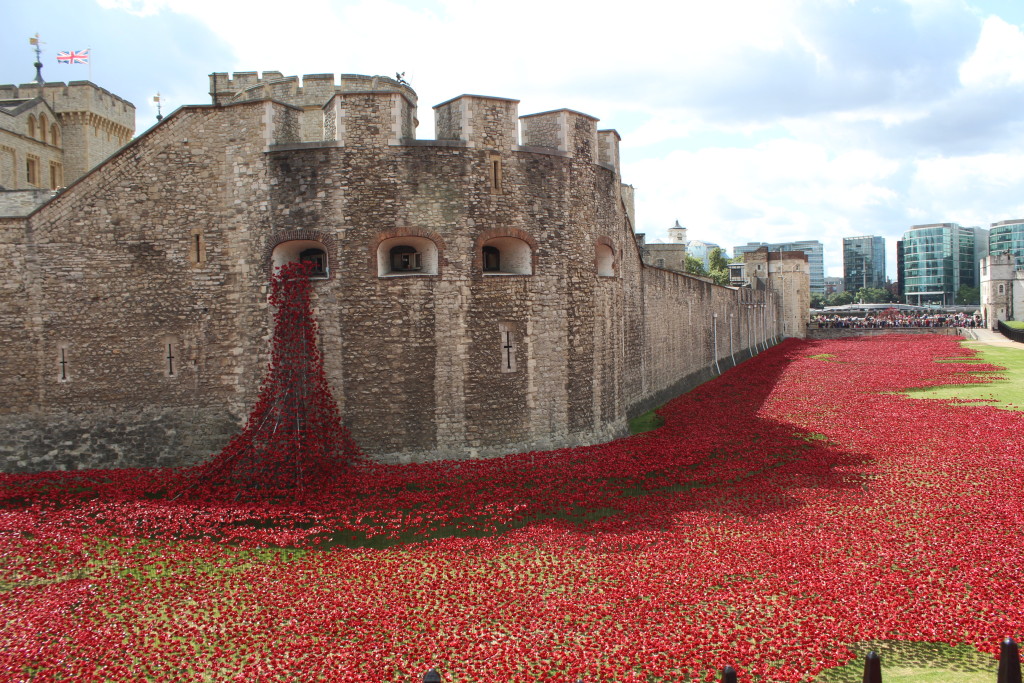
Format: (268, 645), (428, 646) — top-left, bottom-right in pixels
(271, 239), (330, 280)
(481, 237), (532, 275)
(27, 115), (36, 139)
(999, 284), (1005, 294)
(38, 115), (47, 143)
(390, 245), (421, 272)
(50, 124), (61, 148)
(596, 243), (614, 277)
(377, 235), (439, 276)
(299, 248), (328, 278)
(483, 246), (500, 272)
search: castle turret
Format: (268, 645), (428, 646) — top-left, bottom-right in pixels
(519, 108), (599, 162)
(433, 95), (519, 151)
(597, 129), (621, 175)
(0, 79), (134, 212)
(324, 90), (417, 146)
(668, 220), (687, 243)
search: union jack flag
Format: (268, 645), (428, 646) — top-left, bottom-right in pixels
(56, 50), (89, 64)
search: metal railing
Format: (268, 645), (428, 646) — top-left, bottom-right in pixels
(997, 320), (1024, 344)
(419, 637), (1023, 683)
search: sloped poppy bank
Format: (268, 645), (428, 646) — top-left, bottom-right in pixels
(1, 335), (1022, 682)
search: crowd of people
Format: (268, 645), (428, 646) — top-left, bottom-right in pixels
(811, 311), (982, 329)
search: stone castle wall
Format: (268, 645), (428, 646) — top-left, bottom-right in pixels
(0, 81), (134, 182)
(0, 100), (65, 192)
(0, 101), (278, 470)
(0, 80), (135, 198)
(0, 82), (788, 472)
(0, 190), (55, 215)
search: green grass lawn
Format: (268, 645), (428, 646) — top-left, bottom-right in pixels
(815, 641), (996, 682)
(1004, 321), (1024, 330)
(628, 408), (664, 434)
(903, 342), (1024, 411)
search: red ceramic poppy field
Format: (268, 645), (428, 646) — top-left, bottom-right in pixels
(2, 334), (1022, 682)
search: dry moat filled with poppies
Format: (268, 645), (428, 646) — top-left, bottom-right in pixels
(2, 334), (1022, 682)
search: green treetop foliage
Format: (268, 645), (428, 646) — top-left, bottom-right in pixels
(708, 247), (730, 273)
(707, 247), (732, 286)
(825, 291), (855, 306)
(685, 254), (709, 277)
(956, 285), (981, 306)
(853, 287), (896, 304)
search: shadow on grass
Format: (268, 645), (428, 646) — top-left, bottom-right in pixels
(816, 641), (995, 683)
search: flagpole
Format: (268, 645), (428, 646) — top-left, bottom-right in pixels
(88, 47), (92, 81)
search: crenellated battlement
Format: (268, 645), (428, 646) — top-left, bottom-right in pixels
(209, 71), (418, 109)
(0, 80), (135, 130)
(208, 72), (620, 170)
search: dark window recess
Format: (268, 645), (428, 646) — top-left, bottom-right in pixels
(299, 248), (328, 277)
(389, 245), (421, 271)
(483, 245), (500, 272)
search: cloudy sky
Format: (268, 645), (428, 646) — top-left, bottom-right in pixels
(5, 0), (1024, 278)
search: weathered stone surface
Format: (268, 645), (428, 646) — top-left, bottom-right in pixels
(0, 72), (801, 472)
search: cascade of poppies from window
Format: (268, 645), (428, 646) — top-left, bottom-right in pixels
(179, 261), (361, 501)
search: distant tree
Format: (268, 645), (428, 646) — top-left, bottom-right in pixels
(826, 291), (855, 306)
(685, 255), (709, 277)
(810, 293), (826, 309)
(853, 287), (896, 304)
(708, 247), (730, 273)
(707, 247), (731, 286)
(956, 285), (980, 305)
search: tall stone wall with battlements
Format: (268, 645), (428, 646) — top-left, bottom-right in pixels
(0, 76), (791, 472)
(0, 81), (135, 182)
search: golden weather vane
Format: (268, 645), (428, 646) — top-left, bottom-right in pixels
(29, 33), (45, 84)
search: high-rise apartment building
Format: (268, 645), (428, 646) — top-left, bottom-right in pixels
(734, 241), (824, 294)
(842, 236), (886, 291)
(989, 219), (1024, 269)
(901, 223), (988, 305)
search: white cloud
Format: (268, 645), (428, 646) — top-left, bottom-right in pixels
(95, 0), (166, 15)
(909, 154), (1024, 225)
(959, 15), (1024, 87)
(83, 0), (1024, 281)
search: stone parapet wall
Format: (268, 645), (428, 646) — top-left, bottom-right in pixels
(631, 270), (773, 419)
(0, 101), (277, 472)
(0, 85), (794, 472)
(0, 190), (55, 216)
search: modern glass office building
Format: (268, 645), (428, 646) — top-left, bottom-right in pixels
(842, 236), (886, 291)
(989, 220), (1024, 269)
(734, 240), (824, 294)
(901, 223), (988, 305)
